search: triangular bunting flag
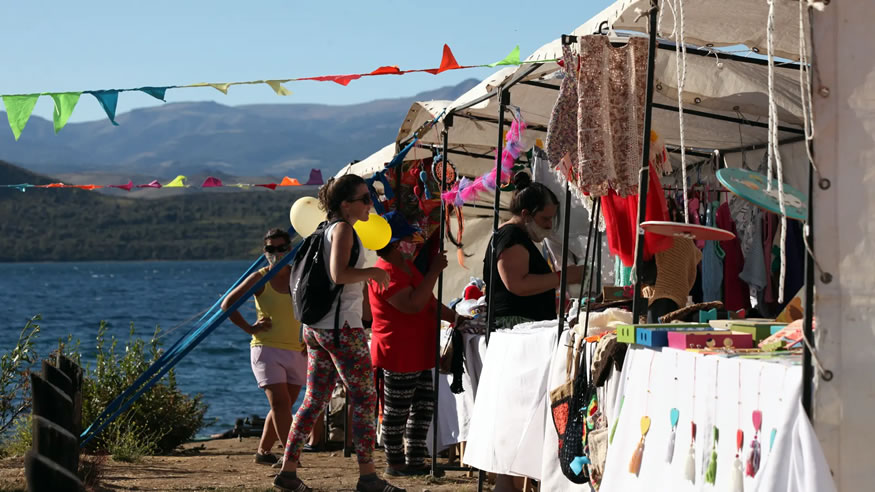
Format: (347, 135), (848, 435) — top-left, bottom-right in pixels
(73, 184), (103, 190)
(164, 175), (187, 187)
(488, 45), (521, 67)
(3, 94), (40, 140)
(202, 176), (223, 187)
(50, 92), (82, 133)
(89, 90), (119, 125)
(109, 180), (134, 191)
(230, 183), (251, 188)
(37, 183), (66, 188)
(8, 184), (32, 192)
(279, 176), (301, 186)
(139, 86), (168, 101)
(136, 180), (162, 188)
(426, 45), (462, 74)
(208, 83), (231, 95)
(370, 66), (402, 75)
(305, 169), (324, 185)
(255, 183), (278, 190)
(265, 80), (293, 96)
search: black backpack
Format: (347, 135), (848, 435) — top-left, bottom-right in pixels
(290, 219), (361, 346)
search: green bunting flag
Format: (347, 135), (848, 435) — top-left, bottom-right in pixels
(50, 92), (81, 133)
(2, 94), (40, 140)
(488, 45), (520, 67)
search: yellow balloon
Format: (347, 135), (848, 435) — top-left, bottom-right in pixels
(353, 213), (392, 250)
(289, 197), (326, 237)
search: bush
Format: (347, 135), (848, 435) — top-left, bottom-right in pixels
(0, 415), (32, 458)
(67, 321), (208, 455)
(0, 316), (40, 436)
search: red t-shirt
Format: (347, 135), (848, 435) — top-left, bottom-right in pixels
(368, 258), (438, 373)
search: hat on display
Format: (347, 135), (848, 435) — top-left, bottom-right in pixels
(383, 210), (420, 243)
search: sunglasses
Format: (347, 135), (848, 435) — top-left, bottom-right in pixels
(348, 193), (372, 205)
(264, 243), (291, 254)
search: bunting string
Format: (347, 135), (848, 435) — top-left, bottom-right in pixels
(0, 174), (311, 193)
(1, 44), (546, 139)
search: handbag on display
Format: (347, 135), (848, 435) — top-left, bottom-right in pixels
(550, 334), (593, 484)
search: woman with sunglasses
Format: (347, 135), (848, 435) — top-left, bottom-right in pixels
(274, 175), (404, 492)
(223, 228), (305, 467)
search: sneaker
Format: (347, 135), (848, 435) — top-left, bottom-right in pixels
(255, 452), (279, 466)
(356, 475), (406, 492)
(273, 472), (312, 492)
(384, 465), (429, 477)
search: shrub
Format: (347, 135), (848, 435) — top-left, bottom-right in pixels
(67, 321), (207, 454)
(0, 415), (32, 458)
(0, 316), (40, 436)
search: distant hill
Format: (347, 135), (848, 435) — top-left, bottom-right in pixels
(0, 79), (478, 181)
(0, 160), (316, 262)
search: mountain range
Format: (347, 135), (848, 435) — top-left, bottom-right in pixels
(0, 79), (477, 183)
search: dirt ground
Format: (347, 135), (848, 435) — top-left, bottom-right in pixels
(0, 437), (483, 492)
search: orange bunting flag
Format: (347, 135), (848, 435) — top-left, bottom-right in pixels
(425, 45), (462, 74)
(280, 177), (302, 186)
(72, 184), (103, 190)
(38, 183), (66, 188)
(370, 65), (402, 75)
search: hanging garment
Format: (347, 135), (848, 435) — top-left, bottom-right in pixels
(575, 35), (648, 197)
(762, 212), (778, 304)
(701, 201), (723, 302)
(716, 202), (751, 312)
(646, 237), (703, 309)
(546, 46), (580, 183)
(601, 165), (672, 267)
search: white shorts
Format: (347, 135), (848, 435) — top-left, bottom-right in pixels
(250, 346), (308, 388)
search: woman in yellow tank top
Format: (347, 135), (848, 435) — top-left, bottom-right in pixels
(222, 228), (305, 466)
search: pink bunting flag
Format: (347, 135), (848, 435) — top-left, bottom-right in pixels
(136, 180), (162, 189)
(256, 183), (278, 190)
(109, 180), (134, 191)
(202, 176), (223, 187)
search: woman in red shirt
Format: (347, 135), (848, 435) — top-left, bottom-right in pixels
(368, 211), (461, 476)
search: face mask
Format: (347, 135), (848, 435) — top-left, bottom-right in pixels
(525, 218), (552, 243)
(396, 241), (417, 259)
(265, 253), (278, 265)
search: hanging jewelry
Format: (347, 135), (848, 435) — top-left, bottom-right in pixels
(731, 365), (745, 492)
(704, 361), (720, 485)
(629, 354), (656, 476)
(666, 354), (680, 464)
(684, 358), (697, 483)
(746, 367), (765, 477)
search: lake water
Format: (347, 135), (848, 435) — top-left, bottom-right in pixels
(0, 260), (302, 438)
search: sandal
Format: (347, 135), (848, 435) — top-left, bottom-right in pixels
(356, 475), (406, 492)
(273, 473), (312, 492)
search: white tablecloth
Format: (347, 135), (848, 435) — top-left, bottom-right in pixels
(462, 322), (560, 479)
(458, 325), (836, 492)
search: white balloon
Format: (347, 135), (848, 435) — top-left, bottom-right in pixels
(289, 197), (326, 237)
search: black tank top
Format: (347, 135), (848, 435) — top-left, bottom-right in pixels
(483, 224), (556, 321)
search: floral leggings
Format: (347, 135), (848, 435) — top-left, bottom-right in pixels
(284, 325), (377, 465)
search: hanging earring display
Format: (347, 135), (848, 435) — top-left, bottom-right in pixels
(747, 411), (763, 477)
(704, 361), (721, 485)
(666, 408), (680, 463)
(747, 367), (765, 477)
(684, 358), (698, 483)
(629, 355), (656, 476)
(731, 365), (745, 491)
(610, 396), (624, 445)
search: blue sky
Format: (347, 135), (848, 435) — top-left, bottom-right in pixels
(0, 1), (613, 124)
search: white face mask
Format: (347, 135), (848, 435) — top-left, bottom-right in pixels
(525, 218), (552, 243)
(265, 253), (278, 265)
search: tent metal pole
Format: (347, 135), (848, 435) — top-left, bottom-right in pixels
(631, 0), (661, 322)
(802, 142), (816, 419)
(652, 103), (805, 135)
(431, 114), (453, 477)
(451, 112), (549, 132)
(557, 182), (573, 345)
(485, 89), (510, 346)
(478, 89), (509, 492)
